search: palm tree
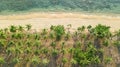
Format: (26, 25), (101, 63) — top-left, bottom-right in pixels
(53, 25), (65, 41)
(0, 57), (5, 67)
(91, 24), (111, 48)
(18, 25), (24, 32)
(9, 25), (17, 32)
(26, 24), (32, 31)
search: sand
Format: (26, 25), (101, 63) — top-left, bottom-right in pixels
(0, 13), (120, 31)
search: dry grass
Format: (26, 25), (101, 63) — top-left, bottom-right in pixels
(0, 12), (120, 20)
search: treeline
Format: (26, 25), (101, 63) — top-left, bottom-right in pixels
(0, 0), (120, 12)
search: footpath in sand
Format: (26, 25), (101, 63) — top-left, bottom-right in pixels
(0, 12), (120, 31)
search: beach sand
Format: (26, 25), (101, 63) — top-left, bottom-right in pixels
(0, 13), (120, 31)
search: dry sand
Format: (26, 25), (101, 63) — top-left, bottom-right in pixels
(0, 12), (120, 31)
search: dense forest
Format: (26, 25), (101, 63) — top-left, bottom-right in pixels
(0, 0), (120, 13)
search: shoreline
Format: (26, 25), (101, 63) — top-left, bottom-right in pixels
(0, 12), (120, 20)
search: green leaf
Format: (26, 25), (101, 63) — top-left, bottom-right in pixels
(104, 57), (112, 64)
(31, 56), (40, 64)
(9, 25), (17, 32)
(12, 57), (20, 64)
(62, 58), (68, 64)
(0, 57), (5, 64)
(26, 24), (32, 31)
(70, 58), (77, 64)
(42, 58), (49, 65)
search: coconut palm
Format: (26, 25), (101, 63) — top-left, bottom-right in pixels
(91, 24), (111, 48)
(18, 25), (24, 32)
(53, 25), (65, 41)
(0, 24), (116, 67)
(26, 24), (32, 31)
(9, 25), (17, 33)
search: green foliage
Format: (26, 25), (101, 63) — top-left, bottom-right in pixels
(31, 56), (40, 64)
(50, 42), (56, 48)
(9, 25), (17, 32)
(65, 33), (71, 41)
(77, 26), (85, 32)
(0, 24), (119, 67)
(0, 57), (5, 64)
(26, 24), (32, 31)
(103, 39), (109, 47)
(51, 25), (65, 41)
(92, 24), (111, 38)
(73, 44), (101, 66)
(0, 40), (5, 48)
(115, 29), (120, 40)
(52, 49), (58, 57)
(70, 58), (77, 65)
(18, 25), (24, 32)
(62, 57), (68, 64)
(104, 57), (112, 64)
(42, 58), (49, 65)
(114, 40), (120, 52)
(12, 57), (20, 64)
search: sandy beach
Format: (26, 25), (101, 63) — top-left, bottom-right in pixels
(0, 13), (120, 31)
